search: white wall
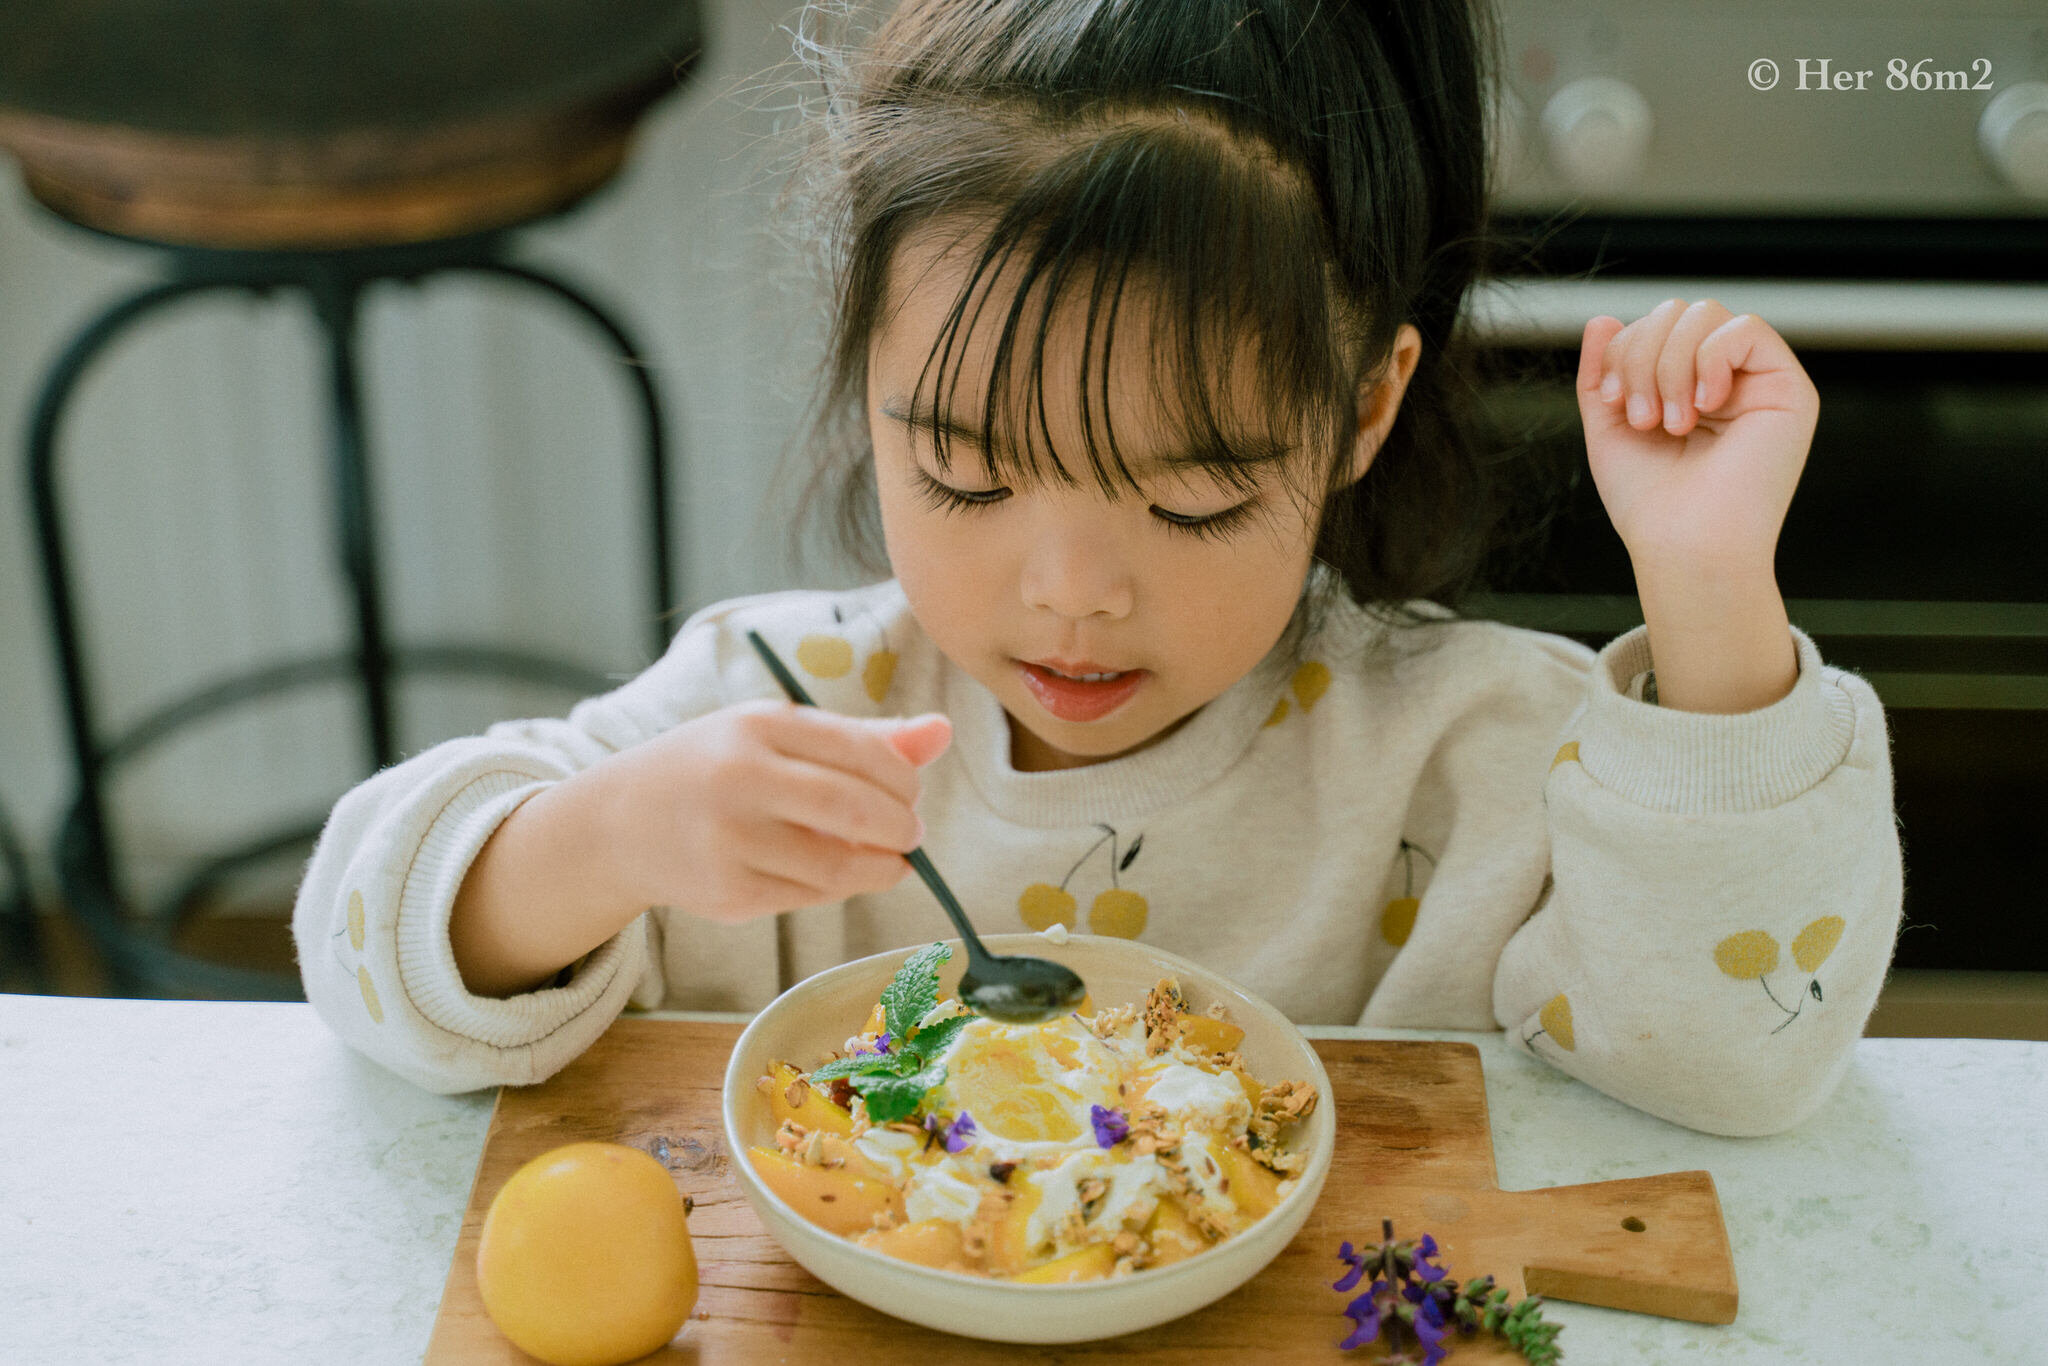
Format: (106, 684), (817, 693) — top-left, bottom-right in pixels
(0, 1), (864, 908)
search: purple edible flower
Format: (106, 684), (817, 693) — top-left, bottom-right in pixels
(1333, 1240), (1368, 1293)
(1412, 1231), (1448, 1283)
(942, 1111), (977, 1153)
(1413, 1293), (1449, 1366)
(1337, 1283), (1386, 1350)
(854, 1031), (893, 1057)
(1089, 1104), (1130, 1148)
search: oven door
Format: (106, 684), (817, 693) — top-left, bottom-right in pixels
(1467, 275), (2048, 974)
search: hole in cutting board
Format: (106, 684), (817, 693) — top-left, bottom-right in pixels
(1621, 1216), (1647, 1232)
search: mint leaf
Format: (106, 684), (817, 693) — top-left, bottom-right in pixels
(881, 942), (951, 1043)
(851, 1060), (947, 1124)
(805, 1054), (884, 1084)
(906, 1012), (972, 1064)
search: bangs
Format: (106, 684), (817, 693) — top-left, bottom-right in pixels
(902, 106), (1362, 500)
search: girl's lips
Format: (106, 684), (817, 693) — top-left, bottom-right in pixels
(1016, 661), (1148, 722)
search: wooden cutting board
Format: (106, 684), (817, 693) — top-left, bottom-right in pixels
(426, 1020), (1737, 1363)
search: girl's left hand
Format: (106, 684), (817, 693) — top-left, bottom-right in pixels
(1576, 300), (1819, 578)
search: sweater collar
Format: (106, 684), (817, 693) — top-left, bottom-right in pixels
(940, 631), (1294, 828)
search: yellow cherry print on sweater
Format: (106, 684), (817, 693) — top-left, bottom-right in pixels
(1291, 660), (1331, 711)
(358, 966), (384, 1024)
(1793, 915), (1845, 972)
(1018, 883), (1078, 931)
(1716, 919), (1844, 1035)
(862, 649), (897, 703)
(1018, 824), (1148, 937)
(1714, 930), (1781, 979)
(795, 634), (853, 678)
(347, 890), (365, 950)
(1380, 898), (1418, 947)
(1260, 660), (1329, 728)
(1090, 888), (1148, 939)
(1538, 994), (1576, 1051)
(1379, 840), (1436, 946)
(1551, 741), (1579, 771)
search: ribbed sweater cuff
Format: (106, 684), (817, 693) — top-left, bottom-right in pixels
(1577, 624), (1857, 814)
(394, 771), (639, 1049)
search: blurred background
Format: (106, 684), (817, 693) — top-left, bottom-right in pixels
(0, 0), (2042, 1039)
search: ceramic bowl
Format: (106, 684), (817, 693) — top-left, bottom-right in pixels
(720, 932), (1336, 1344)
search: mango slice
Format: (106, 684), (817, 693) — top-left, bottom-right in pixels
(983, 1182), (1044, 1276)
(1014, 1242), (1116, 1283)
(747, 1147), (902, 1237)
(1216, 1144), (1283, 1220)
(857, 1217), (970, 1271)
(1176, 1014), (1246, 1056)
(765, 1062), (855, 1137)
(1142, 1196), (1213, 1267)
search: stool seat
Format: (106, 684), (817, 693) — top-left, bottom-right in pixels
(0, 0), (703, 248)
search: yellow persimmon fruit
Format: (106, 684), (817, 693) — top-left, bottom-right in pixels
(476, 1141), (697, 1366)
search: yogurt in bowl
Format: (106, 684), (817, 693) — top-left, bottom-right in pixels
(720, 933), (1337, 1343)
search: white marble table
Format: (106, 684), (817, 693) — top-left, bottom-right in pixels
(3, 994), (2043, 1364)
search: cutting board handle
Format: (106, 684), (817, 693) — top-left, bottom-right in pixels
(1516, 1169), (1739, 1325)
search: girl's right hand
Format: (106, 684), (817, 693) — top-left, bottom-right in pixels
(599, 699), (953, 925)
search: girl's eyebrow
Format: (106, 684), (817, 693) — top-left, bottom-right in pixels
(876, 395), (1291, 472)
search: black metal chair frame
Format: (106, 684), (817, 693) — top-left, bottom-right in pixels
(24, 220), (675, 998)
(0, 793), (46, 993)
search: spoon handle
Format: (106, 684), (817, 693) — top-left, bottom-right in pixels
(744, 631), (998, 969)
(902, 848), (992, 958)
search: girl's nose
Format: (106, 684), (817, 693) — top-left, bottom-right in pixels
(1018, 515), (1135, 621)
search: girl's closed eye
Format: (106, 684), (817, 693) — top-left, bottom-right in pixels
(907, 463), (1260, 542)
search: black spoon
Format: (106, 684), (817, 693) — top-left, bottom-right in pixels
(745, 629), (1087, 1024)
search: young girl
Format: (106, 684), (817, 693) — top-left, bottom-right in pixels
(293, 0), (1901, 1137)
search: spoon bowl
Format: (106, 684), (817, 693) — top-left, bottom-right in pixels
(745, 630), (1088, 1024)
(956, 960), (1090, 1023)
(902, 850), (1086, 1022)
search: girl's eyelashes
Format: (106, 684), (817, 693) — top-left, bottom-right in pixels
(907, 464), (1257, 540)
(1150, 500), (1260, 542)
(908, 463), (1011, 512)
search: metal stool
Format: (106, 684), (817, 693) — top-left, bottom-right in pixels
(0, 795), (47, 995)
(1, 0), (704, 998)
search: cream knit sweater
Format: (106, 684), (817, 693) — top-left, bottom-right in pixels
(292, 576), (1902, 1135)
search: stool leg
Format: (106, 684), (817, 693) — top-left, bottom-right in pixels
(308, 270), (397, 770)
(454, 261), (675, 661)
(26, 278), (241, 882)
(0, 795), (46, 994)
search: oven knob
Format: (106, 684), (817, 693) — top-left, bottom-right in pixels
(1539, 76), (1653, 192)
(1979, 82), (2048, 200)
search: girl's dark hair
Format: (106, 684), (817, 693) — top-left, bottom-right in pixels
(776, 0), (1562, 658)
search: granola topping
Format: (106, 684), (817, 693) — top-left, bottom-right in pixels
(767, 979), (1321, 1285)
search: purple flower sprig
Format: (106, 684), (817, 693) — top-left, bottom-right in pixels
(922, 1110), (978, 1153)
(853, 1031), (893, 1057)
(1089, 1104), (1130, 1148)
(1334, 1220), (1562, 1365)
